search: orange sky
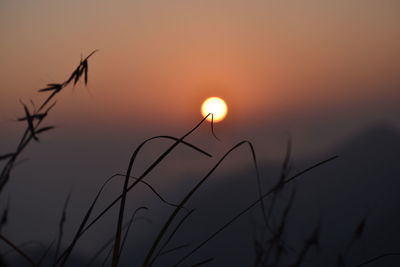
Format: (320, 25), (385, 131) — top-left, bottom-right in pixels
(1, 0), (399, 158)
(1, 1), (400, 252)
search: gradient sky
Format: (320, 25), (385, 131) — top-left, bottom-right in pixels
(1, 0), (399, 125)
(1, 0), (400, 261)
(0, 0), (399, 161)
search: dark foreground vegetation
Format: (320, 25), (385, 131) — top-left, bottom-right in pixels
(0, 52), (399, 267)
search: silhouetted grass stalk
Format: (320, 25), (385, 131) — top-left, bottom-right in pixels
(56, 133), (213, 266)
(143, 140), (261, 266)
(0, 234), (37, 266)
(111, 114), (217, 267)
(0, 50), (98, 193)
(172, 155), (338, 267)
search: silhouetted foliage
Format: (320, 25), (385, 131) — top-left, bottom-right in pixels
(4, 50), (398, 267)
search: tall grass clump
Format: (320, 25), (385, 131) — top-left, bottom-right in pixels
(5, 50), (395, 267)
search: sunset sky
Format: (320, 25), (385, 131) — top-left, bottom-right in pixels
(1, 0), (399, 143)
(1, 1), (400, 262)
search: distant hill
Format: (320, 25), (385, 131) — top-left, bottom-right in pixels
(139, 124), (400, 267)
(4, 125), (400, 266)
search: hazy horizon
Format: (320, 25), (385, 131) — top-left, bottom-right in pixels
(2, 1), (399, 145)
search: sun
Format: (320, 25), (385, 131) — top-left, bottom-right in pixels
(201, 97), (228, 122)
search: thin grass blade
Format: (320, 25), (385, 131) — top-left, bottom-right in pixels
(172, 156), (338, 267)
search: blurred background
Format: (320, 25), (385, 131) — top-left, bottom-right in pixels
(1, 0), (399, 266)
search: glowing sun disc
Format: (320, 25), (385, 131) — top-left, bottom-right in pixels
(201, 97), (228, 122)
